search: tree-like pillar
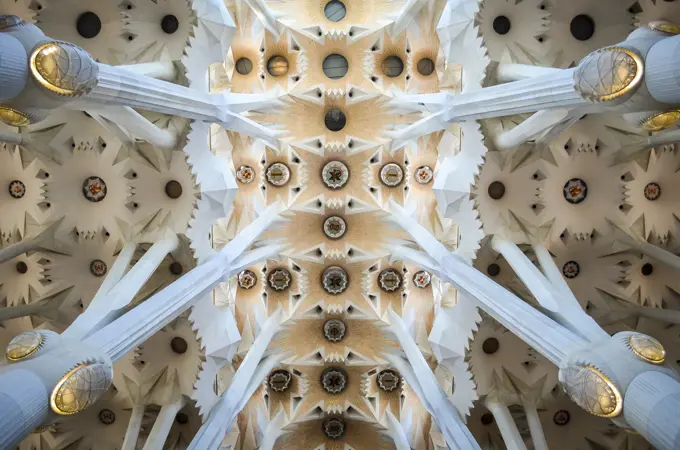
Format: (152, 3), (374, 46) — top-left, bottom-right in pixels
(142, 397), (186, 450)
(623, 371), (680, 450)
(122, 404), (146, 450)
(496, 64), (561, 82)
(118, 61), (177, 81)
(0, 369), (50, 449)
(522, 401), (548, 450)
(484, 399), (527, 450)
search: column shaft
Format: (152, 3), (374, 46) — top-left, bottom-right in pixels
(0, 369), (50, 449)
(485, 401), (528, 450)
(142, 398), (185, 450)
(122, 404), (145, 450)
(522, 402), (548, 450)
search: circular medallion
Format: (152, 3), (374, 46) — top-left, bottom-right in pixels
(324, 108), (347, 132)
(322, 161), (350, 189)
(323, 417), (346, 440)
(268, 268), (292, 291)
(90, 259), (108, 277)
(644, 182), (661, 201)
(562, 260), (580, 279)
(563, 178), (587, 204)
(235, 58), (253, 75)
(321, 367), (348, 394)
(31, 42), (99, 97)
(380, 163), (404, 187)
(553, 409), (570, 426)
(6, 331), (43, 361)
(377, 369), (400, 392)
(417, 58), (435, 76)
(82, 176), (107, 202)
(560, 364), (622, 418)
(0, 106), (33, 127)
(0, 15), (25, 30)
(324, 0), (346, 22)
(51, 363), (113, 415)
(628, 334), (665, 364)
(412, 270), (431, 288)
(323, 319), (346, 342)
(414, 166), (433, 184)
(379, 269), (402, 292)
(322, 266), (349, 295)
(238, 270), (257, 289)
(268, 369), (292, 392)
(236, 165), (256, 184)
(266, 163), (291, 187)
(323, 216), (347, 239)
(98, 408), (116, 425)
(8, 180), (26, 199)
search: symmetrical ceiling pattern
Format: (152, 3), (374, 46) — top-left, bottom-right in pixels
(1, 0), (679, 449)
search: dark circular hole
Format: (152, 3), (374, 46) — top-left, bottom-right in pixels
(487, 263), (500, 277)
(325, 108), (347, 132)
(570, 14), (595, 41)
(175, 412), (189, 424)
(641, 263), (654, 276)
(493, 15), (511, 35)
(235, 57), (253, 75)
(417, 57), (435, 76)
(15, 261), (28, 274)
(165, 180), (183, 199)
(482, 337), (500, 354)
(77, 12), (102, 39)
(322, 54), (349, 79)
(488, 181), (506, 200)
(382, 56), (404, 78)
(170, 336), (188, 354)
(169, 262), (183, 275)
(481, 413), (494, 425)
(161, 14), (179, 34)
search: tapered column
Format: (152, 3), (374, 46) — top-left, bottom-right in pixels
(188, 310), (284, 449)
(122, 404), (146, 450)
(496, 64), (561, 82)
(391, 0), (427, 36)
(623, 371), (680, 450)
(0, 130), (25, 145)
(0, 370), (50, 449)
(522, 401), (548, 450)
(88, 105), (178, 148)
(118, 61), (177, 81)
(494, 109), (569, 150)
(643, 35), (680, 104)
(142, 397), (186, 450)
(485, 399), (527, 450)
(385, 411), (411, 450)
(242, 0), (280, 37)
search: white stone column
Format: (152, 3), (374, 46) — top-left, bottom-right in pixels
(0, 130), (25, 145)
(385, 410), (411, 450)
(496, 64), (561, 82)
(88, 105), (179, 148)
(242, 0), (280, 37)
(643, 35), (680, 104)
(493, 109), (570, 150)
(142, 397), (186, 450)
(0, 219), (67, 264)
(390, 0), (427, 36)
(0, 369), (50, 449)
(522, 401), (548, 450)
(623, 371), (680, 450)
(118, 61), (177, 81)
(484, 399), (527, 450)
(122, 404), (146, 450)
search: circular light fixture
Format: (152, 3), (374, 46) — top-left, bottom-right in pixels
(563, 178), (587, 204)
(323, 417), (346, 440)
(644, 182), (661, 201)
(8, 180), (26, 199)
(83, 176), (107, 202)
(0, 107), (33, 127)
(235, 57), (253, 75)
(90, 259), (108, 277)
(267, 56), (289, 77)
(412, 270), (431, 288)
(323, 216), (347, 239)
(268, 369), (293, 392)
(323, 54), (349, 79)
(266, 163), (291, 187)
(560, 364), (622, 418)
(51, 363), (113, 415)
(322, 161), (350, 189)
(236, 165), (256, 184)
(414, 166), (433, 184)
(238, 270), (257, 289)
(562, 261), (580, 279)
(323, 319), (347, 342)
(553, 409), (570, 426)
(628, 334), (666, 364)
(324, 0), (346, 22)
(379, 269), (402, 292)
(322, 266), (349, 295)
(268, 268), (292, 291)
(6, 331), (43, 361)
(377, 369), (400, 392)
(382, 56), (404, 78)
(380, 163), (404, 187)
(324, 108), (347, 132)
(321, 367), (348, 394)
